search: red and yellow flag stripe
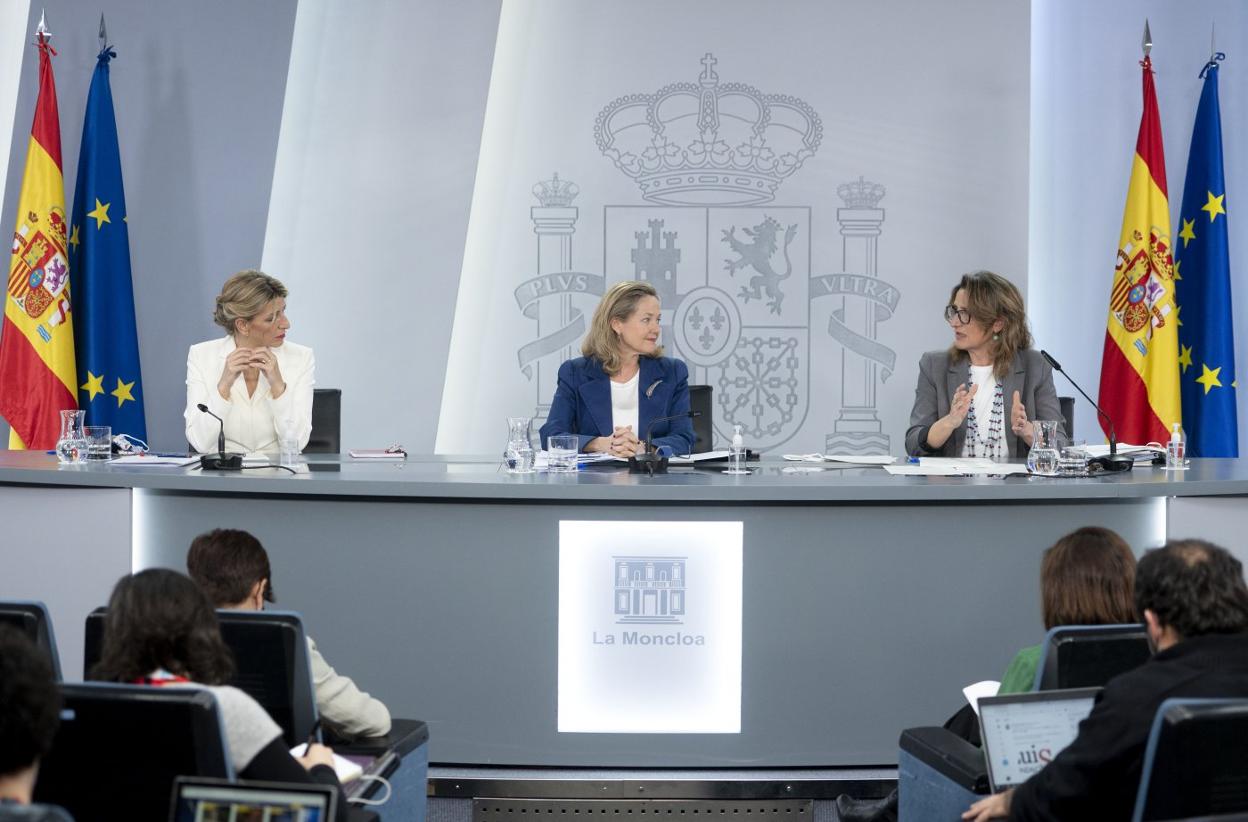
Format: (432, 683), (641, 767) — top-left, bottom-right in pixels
(1098, 55), (1181, 445)
(0, 36), (76, 449)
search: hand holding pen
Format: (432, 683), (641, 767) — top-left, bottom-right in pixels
(296, 718), (335, 771)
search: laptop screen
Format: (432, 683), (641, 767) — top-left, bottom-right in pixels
(978, 687), (1101, 791)
(170, 777), (336, 822)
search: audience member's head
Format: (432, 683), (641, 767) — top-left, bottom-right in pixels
(1135, 539), (1248, 645)
(0, 625), (61, 801)
(187, 528), (275, 610)
(92, 568), (235, 685)
(1040, 526), (1137, 630)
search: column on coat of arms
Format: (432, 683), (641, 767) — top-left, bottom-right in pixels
(825, 177), (891, 455)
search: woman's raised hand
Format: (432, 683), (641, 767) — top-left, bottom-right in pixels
(947, 382), (978, 427)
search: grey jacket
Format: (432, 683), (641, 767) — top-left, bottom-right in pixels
(905, 348), (1064, 458)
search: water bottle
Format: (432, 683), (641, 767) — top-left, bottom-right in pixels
(278, 421), (301, 468)
(1166, 422), (1186, 470)
(724, 424), (749, 475)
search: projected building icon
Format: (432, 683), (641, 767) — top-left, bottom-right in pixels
(614, 556), (686, 624)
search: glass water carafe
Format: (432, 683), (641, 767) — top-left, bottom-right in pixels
(505, 416), (536, 474)
(55, 409), (87, 464)
(1026, 419), (1062, 476)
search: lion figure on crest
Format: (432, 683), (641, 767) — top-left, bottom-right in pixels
(722, 216), (798, 315)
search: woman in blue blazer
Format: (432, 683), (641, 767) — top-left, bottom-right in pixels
(539, 281), (695, 456)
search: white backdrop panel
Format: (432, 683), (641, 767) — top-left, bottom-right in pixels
(437, 0), (1030, 455)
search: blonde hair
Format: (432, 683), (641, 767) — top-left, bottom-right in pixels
(581, 281), (663, 375)
(946, 270), (1032, 379)
(212, 270), (288, 335)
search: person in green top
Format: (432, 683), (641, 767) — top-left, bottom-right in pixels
(838, 525), (1140, 822)
(996, 526), (1138, 694)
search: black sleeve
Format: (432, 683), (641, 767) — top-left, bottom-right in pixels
(239, 738), (351, 822)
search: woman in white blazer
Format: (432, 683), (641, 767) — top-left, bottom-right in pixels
(185, 270), (314, 454)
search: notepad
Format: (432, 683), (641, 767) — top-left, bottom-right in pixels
(288, 745), (365, 783)
(110, 454), (200, 467)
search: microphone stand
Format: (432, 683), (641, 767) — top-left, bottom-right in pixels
(1039, 351), (1133, 473)
(628, 411), (700, 476)
(196, 403), (243, 470)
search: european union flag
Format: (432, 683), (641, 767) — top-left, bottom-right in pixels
(1175, 55), (1237, 457)
(70, 46), (145, 440)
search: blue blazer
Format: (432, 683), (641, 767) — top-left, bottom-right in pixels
(539, 356), (695, 455)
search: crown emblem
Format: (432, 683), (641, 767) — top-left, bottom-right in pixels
(532, 172), (580, 207)
(837, 176), (886, 209)
(594, 53), (822, 206)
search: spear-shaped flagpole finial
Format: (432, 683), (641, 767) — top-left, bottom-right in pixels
(99, 13), (108, 50)
(1142, 18), (1152, 57)
(35, 7), (50, 39)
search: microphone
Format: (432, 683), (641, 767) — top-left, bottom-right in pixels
(1039, 350), (1133, 473)
(195, 403), (243, 470)
(629, 410), (701, 476)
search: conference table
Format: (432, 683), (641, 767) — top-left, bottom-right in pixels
(3, 450), (1246, 770)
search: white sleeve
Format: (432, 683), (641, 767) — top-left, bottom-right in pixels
(266, 348), (315, 450)
(185, 346), (235, 453)
(307, 635), (392, 738)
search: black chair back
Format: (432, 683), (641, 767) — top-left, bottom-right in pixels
(215, 610), (319, 747)
(84, 608), (318, 748)
(34, 682), (231, 820)
(1134, 698), (1248, 821)
(0, 600), (61, 681)
(1058, 395), (1075, 440)
(1036, 624), (1151, 691)
(306, 388), (342, 454)
(690, 385), (713, 452)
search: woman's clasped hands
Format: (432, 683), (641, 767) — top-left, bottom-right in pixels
(587, 425), (645, 457)
(218, 346), (285, 400)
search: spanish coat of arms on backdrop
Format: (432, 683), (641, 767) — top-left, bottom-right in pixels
(513, 54), (901, 453)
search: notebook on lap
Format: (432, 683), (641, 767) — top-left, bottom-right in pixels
(169, 776), (337, 821)
(977, 687), (1101, 792)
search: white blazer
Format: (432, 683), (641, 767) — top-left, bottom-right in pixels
(184, 336), (315, 454)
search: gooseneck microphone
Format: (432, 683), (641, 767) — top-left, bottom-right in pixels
(195, 403), (243, 471)
(629, 410), (701, 476)
(1039, 350), (1133, 473)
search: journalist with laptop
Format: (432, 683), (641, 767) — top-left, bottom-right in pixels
(964, 539), (1248, 821)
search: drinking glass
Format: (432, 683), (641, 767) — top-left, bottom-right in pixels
(1057, 442), (1089, 476)
(547, 435), (579, 473)
(83, 425), (113, 461)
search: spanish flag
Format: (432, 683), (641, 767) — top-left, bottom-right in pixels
(0, 34), (76, 449)
(1097, 52), (1180, 446)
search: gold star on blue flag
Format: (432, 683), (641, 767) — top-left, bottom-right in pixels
(70, 45), (146, 440)
(1175, 54), (1237, 456)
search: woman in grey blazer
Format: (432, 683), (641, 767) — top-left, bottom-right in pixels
(906, 271), (1064, 459)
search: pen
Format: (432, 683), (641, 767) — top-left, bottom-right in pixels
(302, 718), (322, 756)
(907, 456), (921, 464)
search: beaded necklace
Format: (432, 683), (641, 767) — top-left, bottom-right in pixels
(964, 378), (1005, 460)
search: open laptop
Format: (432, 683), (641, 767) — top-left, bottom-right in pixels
(978, 687), (1101, 792)
(169, 776), (337, 822)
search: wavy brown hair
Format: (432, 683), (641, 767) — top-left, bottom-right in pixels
(581, 280), (663, 375)
(91, 569), (235, 685)
(946, 270), (1032, 379)
(1041, 527), (1137, 630)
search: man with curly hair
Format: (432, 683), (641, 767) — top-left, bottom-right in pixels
(0, 626), (72, 821)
